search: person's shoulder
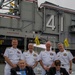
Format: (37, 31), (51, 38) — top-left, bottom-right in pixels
(65, 49), (70, 52)
(33, 52), (38, 56)
(65, 50), (71, 54)
(49, 67), (56, 71)
(61, 67), (66, 71)
(26, 66), (35, 75)
(26, 66), (32, 68)
(50, 50), (56, 55)
(23, 51), (29, 55)
(33, 50), (38, 54)
(60, 68), (69, 75)
(16, 48), (22, 53)
(17, 48), (21, 51)
(34, 51), (38, 54)
(56, 51), (60, 54)
(11, 67), (17, 72)
(26, 66), (33, 70)
(11, 67), (16, 71)
(50, 67), (55, 69)
(23, 50), (27, 53)
(40, 50), (45, 54)
(41, 50), (45, 53)
(6, 47), (11, 49)
(11, 66), (19, 71)
(5, 47), (11, 51)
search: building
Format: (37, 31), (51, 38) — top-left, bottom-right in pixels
(0, 0), (75, 62)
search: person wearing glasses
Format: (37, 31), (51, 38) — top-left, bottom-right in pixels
(48, 60), (69, 75)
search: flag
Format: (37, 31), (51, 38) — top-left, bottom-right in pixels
(9, 6), (14, 13)
(10, 2), (15, 6)
(9, 2), (15, 13)
(34, 36), (40, 45)
(64, 38), (69, 47)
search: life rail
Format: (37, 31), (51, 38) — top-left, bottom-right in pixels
(0, 14), (20, 19)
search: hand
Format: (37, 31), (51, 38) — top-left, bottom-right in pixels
(69, 69), (72, 74)
(32, 65), (35, 69)
(51, 63), (55, 67)
(44, 66), (50, 71)
(12, 64), (17, 68)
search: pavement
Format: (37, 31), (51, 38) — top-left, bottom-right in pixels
(71, 63), (75, 75)
(0, 64), (5, 75)
(0, 63), (75, 75)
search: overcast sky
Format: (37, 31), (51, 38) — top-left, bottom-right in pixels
(38, 0), (75, 10)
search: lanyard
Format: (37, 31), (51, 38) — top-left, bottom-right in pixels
(20, 69), (26, 75)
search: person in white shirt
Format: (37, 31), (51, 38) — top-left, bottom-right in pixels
(38, 41), (56, 75)
(56, 43), (73, 74)
(4, 38), (22, 75)
(21, 43), (38, 73)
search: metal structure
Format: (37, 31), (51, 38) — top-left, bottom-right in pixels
(0, 0), (75, 59)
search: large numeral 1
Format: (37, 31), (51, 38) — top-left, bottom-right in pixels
(60, 16), (64, 31)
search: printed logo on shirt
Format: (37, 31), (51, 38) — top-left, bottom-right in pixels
(63, 53), (67, 56)
(17, 51), (20, 54)
(9, 51), (13, 54)
(16, 71), (21, 75)
(33, 53), (37, 57)
(10, 51), (12, 53)
(50, 53), (53, 55)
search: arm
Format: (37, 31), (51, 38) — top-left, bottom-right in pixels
(50, 52), (56, 67)
(26, 63), (31, 67)
(4, 48), (17, 68)
(51, 62), (55, 67)
(69, 60), (72, 74)
(63, 68), (69, 75)
(39, 52), (46, 69)
(32, 53), (39, 68)
(32, 61), (38, 69)
(40, 60), (49, 71)
(4, 56), (17, 68)
(40, 60), (45, 69)
(26, 61), (38, 69)
(68, 51), (73, 74)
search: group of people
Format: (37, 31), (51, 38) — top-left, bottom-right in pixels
(3, 38), (73, 75)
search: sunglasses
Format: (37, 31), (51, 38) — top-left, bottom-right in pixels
(55, 64), (61, 66)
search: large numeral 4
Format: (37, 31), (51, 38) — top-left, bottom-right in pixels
(46, 15), (55, 30)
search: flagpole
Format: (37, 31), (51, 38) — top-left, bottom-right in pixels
(50, 37), (55, 51)
(53, 37), (55, 51)
(24, 35), (27, 51)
